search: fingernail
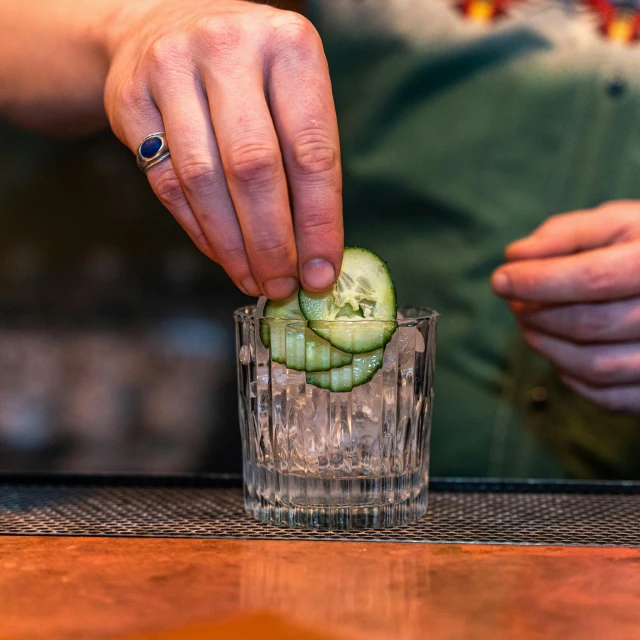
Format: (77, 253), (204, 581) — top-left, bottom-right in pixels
(263, 277), (297, 300)
(491, 270), (511, 296)
(240, 276), (260, 296)
(303, 259), (336, 291)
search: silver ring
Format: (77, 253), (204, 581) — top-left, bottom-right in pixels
(136, 132), (170, 173)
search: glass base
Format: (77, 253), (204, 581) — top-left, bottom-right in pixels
(243, 464), (428, 530)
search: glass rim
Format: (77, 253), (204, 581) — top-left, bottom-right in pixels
(234, 304), (438, 324)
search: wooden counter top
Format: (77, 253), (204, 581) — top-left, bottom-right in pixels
(1, 537), (639, 640)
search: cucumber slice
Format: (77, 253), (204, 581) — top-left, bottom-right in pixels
(284, 321), (307, 371)
(306, 349), (383, 392)
(305, 329), (353, 371)
(299, 247), (397, 353)
(260, 293), (304, 364)
(260, 293), (304, 349)
(281, 323), (353, 372)
(308, 319), (397, 357)
(260, 293), (353, 371)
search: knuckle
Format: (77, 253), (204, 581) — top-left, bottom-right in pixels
(297, 212), (338, 236)
(147, 36), (190, 73)
(179, 160), (225, 196)
(216, 238), (247, 265)
(271, 13), (318, 51)
(106, 81), (150, 141)
(227, 143), (281, 186)
(195, 16), (244, 54)
(152, 169), (185, 209)
(251, 237), (295, 264)
(571, 305), (612, 342)
(584, 263), (618, 298)
(222, 253), (249, 274)
(191, 228), (213, 256)
(117, 83), (146, 115)
(597, 201), (640, 238)
(583, 352), (618, 385)
(291, 131), (339, 177)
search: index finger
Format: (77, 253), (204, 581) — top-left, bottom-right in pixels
(506, 203), (640, 262)
(492, 242), (640, 303)
(266, 14), (343, 293)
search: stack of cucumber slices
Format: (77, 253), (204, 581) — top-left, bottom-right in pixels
(260, 247), (397, 392)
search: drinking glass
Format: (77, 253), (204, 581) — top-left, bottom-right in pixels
(235, 306), (438, 529)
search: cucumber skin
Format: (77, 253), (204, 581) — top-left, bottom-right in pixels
(283, 324), (354, 372)
(261, 319), (287, 365)
(304, 329), (353, 372)
(308, 320), (397, 355)
(306, 349), (384, 392)
(259, 319), (273, 350)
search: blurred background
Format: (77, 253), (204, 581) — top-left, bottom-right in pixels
(0, 118), (245, 474)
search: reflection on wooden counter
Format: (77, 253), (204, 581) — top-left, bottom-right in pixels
(122, 613), (341, 640)
(1, 537), (640, 640)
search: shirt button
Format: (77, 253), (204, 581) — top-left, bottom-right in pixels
(529, 386), (549, 411)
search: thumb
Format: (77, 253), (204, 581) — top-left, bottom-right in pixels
(505, 204), (636, 262)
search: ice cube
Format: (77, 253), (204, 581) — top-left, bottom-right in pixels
(383, 326), (416, 367)
(351, 376), (382, 424)
(239, 345), (251, 365)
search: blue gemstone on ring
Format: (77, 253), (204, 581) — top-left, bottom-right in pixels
(140, 136), (163, 159)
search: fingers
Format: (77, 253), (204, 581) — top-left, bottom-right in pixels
(522, 330), (640, 387)
(506, 203), (640, 262)
(513, 298), (640, 344)
(105, 83), (220, 272)
(106, 6), (344, 300)
(492, 241), (640, 303)
(150, 68), (261, 296)
(203, 40), (298, 300)
(266, 14), (343, 292)
(560, 375), (640, 413)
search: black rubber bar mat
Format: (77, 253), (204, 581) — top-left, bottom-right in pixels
(1, 474), (639, 547)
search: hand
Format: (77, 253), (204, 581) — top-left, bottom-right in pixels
(491, 201), (640, 413)
(104, 0), (342, 298)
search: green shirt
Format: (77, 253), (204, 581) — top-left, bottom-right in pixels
(311, 0), (640, 478)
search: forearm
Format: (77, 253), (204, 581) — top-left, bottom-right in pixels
(0, 1), (124, 134)
(3, 0), (342, 302)
(0, 0), (306, 137)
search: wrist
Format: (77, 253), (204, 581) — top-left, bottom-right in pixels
(93, 0), (165, 62)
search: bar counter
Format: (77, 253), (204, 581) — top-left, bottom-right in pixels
(2, 476), (640, 640)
